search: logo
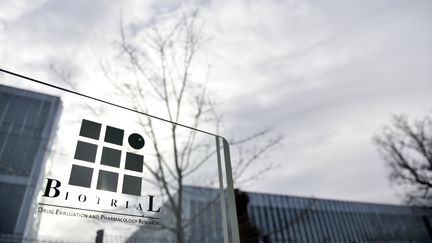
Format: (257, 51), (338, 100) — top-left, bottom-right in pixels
(68, 119), (145, 196)
(39, 119), (160, 225)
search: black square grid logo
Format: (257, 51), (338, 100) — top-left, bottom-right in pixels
(125, 152), (144, 172)
(104, 126), (124, 145)
(96, 170), (118, 192)
(101, 147), (121, 168)
(79, 119), (101, 140)
(69, 165), (93, 188)
(122, 175), (142, 196)
(74, 141), (98, 162)
(68, 119), (146, 196)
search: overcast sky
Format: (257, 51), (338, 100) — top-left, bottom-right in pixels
(1, 0), (432, 205)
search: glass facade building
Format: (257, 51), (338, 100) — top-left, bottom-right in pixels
(247, 191), (432, 242)
(0, 85), (61, 238)
(179, 186), (432, 243)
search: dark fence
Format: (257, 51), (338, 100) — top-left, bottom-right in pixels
(0, 234), (92, 243)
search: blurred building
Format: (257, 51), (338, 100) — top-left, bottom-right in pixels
(0, 85), (61, 238)
(243, 189), (432, 242)
(133, 186), (432, 243)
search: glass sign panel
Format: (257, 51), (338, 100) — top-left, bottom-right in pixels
(0, 69), (239, 243)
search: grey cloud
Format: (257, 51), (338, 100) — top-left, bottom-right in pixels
(1, 0), (431, 205)
(207, 0), (432, 204)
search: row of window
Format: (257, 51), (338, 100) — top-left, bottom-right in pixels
(248, 193), (431, 242)
(174, 187), (432, 242)
(0, 95), (53, 177)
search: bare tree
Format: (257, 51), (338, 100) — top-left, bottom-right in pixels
(51, 9), (282, 243)
(373, 114), (432, 206)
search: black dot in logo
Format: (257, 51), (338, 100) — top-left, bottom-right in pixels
(128, 133), (145, 149)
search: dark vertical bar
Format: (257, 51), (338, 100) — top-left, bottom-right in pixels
(95, 229), (104, 243)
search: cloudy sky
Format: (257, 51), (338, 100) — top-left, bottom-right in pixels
(1, 0), (432, 206)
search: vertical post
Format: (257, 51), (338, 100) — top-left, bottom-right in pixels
(222, 137), (240, 243)
(95, 229), (104, 243)
(216, 136), (229, 243)
(422, 216), (432, 240)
